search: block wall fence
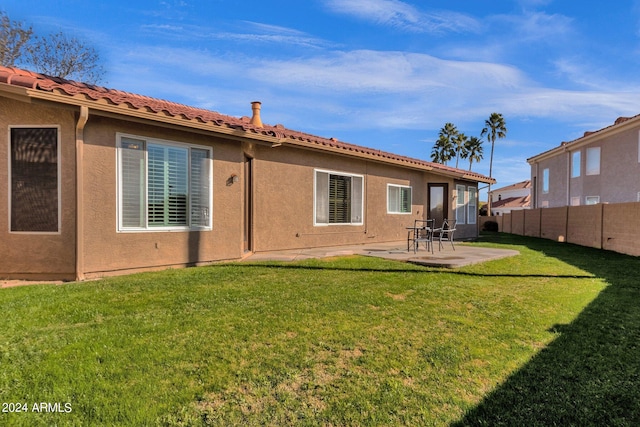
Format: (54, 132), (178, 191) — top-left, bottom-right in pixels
(479, 202), (640, 257)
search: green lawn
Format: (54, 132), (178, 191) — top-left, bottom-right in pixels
(1, 233), (639, 426)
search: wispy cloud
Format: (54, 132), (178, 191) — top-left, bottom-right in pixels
(323, 0), (481, 34)
(492, 11), (574, 43)
(110, 42), (640, 134)
(139, 21), (331, 49)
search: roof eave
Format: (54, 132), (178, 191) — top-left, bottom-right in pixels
(23, 87), (286, 146)
(5, 82), (493, 183)
(528, 114), (640, 164)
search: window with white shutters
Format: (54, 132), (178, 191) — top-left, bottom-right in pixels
(117, 134), (212, 231)
(314, 170), (364, 225)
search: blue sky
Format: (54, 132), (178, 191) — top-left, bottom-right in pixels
(5, 0), (640, 199)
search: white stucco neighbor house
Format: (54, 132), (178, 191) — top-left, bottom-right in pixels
(487, 180), (531, 216)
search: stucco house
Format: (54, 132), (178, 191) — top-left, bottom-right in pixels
(1, 66), (493, 281)
(487, 180), (531, 215)
(528, 116), (640, 208)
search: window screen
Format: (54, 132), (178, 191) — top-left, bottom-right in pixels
(10, 127), (59, 232)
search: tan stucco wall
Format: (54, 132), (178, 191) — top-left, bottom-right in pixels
(574, 128), (640, 204)
(80, 116), (245, 277)
(532, 154), (569, 208)
(0, 98), (77, 280)
(1, 96), (484, 279)
(250, 145), (479, 252)
(531, 125), (640, 208)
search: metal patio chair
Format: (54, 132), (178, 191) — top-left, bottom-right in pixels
(408, 219), (435, 254)
(437, 218), (457, 251)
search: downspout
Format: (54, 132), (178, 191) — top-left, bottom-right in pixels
(75, 106), (89, 281)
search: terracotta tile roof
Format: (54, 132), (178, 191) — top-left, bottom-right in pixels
(490, 180), (531, 193)
(492, 195), (530, 209)
(0, 66), (493, 183)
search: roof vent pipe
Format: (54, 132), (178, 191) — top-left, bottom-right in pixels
(250, 101), (263, 128)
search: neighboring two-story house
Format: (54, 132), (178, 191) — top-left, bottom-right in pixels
(487, 180), (531, 215)
(528, 116), (640, 208)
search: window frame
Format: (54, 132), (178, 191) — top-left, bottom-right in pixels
(116, 133), (213, 232)
(586, 147), (601, 176)
(8, 125), (61, 234)
(386, 184), (412, 215)
(314, 169), (364, 226)
(467, 186), (477, 225)
(542, 168), (550, 194)
(571, 150), (581, 178)
(455, 184), (466, 225)
(585, 195), (600, 205)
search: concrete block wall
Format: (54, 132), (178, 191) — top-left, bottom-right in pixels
(502, 213), (512, 234)
(523, 209), (541, 237)
(511, 210), (525, 235)
(484, 202), (640, 258)
(540, 207), (567, 242)
(602, 202), (640, 257)
(567, 204), (602, 249)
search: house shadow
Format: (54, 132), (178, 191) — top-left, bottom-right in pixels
(452, 234), (640, 426)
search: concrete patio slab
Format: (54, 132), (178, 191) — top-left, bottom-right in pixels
(244, 240), (520, 268)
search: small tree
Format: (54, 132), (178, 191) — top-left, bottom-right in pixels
(26, 32), (105, 83)
(0, 12), (105, 83)
(0, 12), (32, 67)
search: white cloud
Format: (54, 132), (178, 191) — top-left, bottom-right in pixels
(496, 11), (574, 42)
(323, 0), (481, 34)
(111, 43), (640, 134)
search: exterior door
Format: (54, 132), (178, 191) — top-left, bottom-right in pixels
(429, 183), (448, 226)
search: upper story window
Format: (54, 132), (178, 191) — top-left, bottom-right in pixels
(542, 168), (550, 193)
(387, 184), (412, 214)
(571, 151), (581, 178)
(117, 134), (212, 232)
(315, 170), (364, 225)
(9, 126), (60, 233)
(586, 147), (600, 175)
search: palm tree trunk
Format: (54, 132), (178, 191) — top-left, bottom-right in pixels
(487, 141), (495, 216)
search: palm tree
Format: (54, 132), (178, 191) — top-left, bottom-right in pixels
(481, 113), (507, 215)
(465, 136), (483, 171)
(453, 132), (469, 169)
(430, 122), (458, 165)
(431, 134), (454, 164)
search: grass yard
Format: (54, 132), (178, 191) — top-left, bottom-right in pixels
(1, 233), (639, 426)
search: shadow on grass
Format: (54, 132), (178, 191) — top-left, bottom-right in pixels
(218, 263), (594, 279)
(453, 233), (640, 426)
